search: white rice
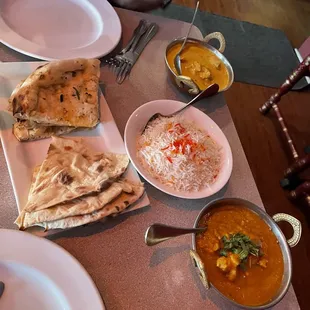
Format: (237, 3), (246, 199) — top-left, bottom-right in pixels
(136, 116), (222, 192)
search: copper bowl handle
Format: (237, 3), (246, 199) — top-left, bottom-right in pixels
(272, 213), (302, 248)
(189, 250), (210, 289)
(203, 32), (226, 53)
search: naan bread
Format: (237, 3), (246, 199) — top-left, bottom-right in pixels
(35, 182), (144, 230)
(9, 58), (100, 127)
(13, 120), (76, 141)
(16, 179), (135, 229)
(25, 136), (129, 212)
(29, 165), (41, 193)
(8, 79), (25, 111)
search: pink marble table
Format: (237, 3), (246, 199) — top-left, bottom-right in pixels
(0, 8), (300, 310)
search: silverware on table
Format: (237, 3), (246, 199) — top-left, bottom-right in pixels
(105, 19), (148, 73)
(174, 1), (200, 75)
(145, 223), (207, 246)
(116, 22), (159, 84)
(142, 83), (219, 133)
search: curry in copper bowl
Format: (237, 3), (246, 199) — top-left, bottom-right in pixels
(191, 198), (301, 309)
(165, 32), (234, 95)
(166, 42), (229, 91)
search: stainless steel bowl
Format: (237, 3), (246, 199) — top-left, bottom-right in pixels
(165, 32), (234, 96)
(190, 198), (302, 309)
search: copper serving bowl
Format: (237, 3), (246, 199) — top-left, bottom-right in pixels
(165, 32), (234, 96)
(190, 198), (302, 309)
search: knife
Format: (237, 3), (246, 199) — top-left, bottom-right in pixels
(132, 23), (159, 64)
(120, 19), (148, 55)
(117, 23), (159, 84)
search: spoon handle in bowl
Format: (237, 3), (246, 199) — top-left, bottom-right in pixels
(178, 1), (200, 53)
(167, 83), (219, 117)
(145, 223), (205, 246)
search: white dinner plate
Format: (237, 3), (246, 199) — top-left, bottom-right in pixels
(0, 0), (121, 60)
(124, 100), (233, 199)
(0, 62), (149, 235)
(0, 229), (104, 310)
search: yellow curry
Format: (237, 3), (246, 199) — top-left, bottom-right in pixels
(196, 206), (284, 307)
(166, 42), (229, 91)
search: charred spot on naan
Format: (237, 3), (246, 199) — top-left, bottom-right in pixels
(12, 97), (17, 109)
(81, 153), (90, 160)
(58, 171), (73, 185)
(97, 165), (104, 172)
(99, 181), (113, 191)
(12, 97), (24, 115)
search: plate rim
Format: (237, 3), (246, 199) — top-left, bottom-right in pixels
(0, 0), (122, 60)
(0, 228), (105, 310)
(124, 99), (233, 199)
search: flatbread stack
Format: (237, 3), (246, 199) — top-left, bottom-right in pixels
(8, 58), (101, 141)
(15, 136), (145, 230)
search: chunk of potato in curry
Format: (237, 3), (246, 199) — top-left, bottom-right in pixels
(196, 206), (284, 306)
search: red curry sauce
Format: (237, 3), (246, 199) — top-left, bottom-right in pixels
(196, 206), (284, 306)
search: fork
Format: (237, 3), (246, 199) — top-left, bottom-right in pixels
(116, 22), (159, 84)
(105, 19), (148, 73)
(114, 22), (148, 80)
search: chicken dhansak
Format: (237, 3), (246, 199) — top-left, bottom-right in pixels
(196, 205), (284, 306)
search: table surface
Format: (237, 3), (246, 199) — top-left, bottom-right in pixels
(0, 7), (303, 310)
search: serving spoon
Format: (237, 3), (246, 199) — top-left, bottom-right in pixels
(145, 223), (207, 246)
(142, 83), (219, 133)
(174, 1), (200, 75)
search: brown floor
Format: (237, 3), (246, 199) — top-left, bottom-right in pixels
(173, 0), (310, 47)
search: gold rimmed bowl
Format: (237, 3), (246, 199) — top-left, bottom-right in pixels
(165, 32), (234, 96)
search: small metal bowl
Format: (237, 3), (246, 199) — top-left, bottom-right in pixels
(165, 32), (234, 96)
(190, 198), (302, 309)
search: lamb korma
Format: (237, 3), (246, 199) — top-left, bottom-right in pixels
(196, 205), (284, 306)
(167, 42), (229, 91)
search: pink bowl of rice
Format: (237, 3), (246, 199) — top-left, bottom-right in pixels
(124, 99), (233, 199)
